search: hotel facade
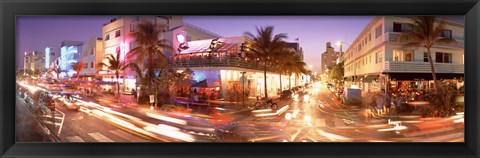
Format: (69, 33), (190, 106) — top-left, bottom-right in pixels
(342, 16), (464, 93)
(100, 16), (221, 92)
(171, 36), (308, 101)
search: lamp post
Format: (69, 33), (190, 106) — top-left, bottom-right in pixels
(240, 71), (247, 107)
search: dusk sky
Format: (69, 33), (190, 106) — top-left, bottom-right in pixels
(16, 16), (373, 72)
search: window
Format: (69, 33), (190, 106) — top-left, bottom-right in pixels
(423, 52), (429, 62)
(91, 62), (94, 68)
(369, 33), (371, 41)
(130, 23), (136, 32)
(375, 51), (383, 63)
(85, 64), (88, 69)
(393, 23), (413, 32)
(375, 24), (382, 38)
(393, 49), (414, 62)
(364, 37), (367, 44)
(115, 30), (121, 37)
(440, 29), (452, 39)
(435, 52), (452, 63)
(105, 33), (110, 40)
(91, 48), (95, 55)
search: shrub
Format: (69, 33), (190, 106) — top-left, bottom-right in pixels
(424, 83), (460, 117)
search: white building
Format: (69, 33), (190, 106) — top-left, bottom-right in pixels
(172, 36), (305, 101)
(80, 37), (103, 79)
(342, 16), (464, 93)
(100, 16), (221, 92)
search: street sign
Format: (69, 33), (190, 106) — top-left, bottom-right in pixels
(240, 76), (247, 85)
(149, 95), (154, 104)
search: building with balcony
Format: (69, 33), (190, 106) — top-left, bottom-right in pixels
(342, 16), (464, 93)
(101, 16), (222, 93)
(321, 42), (341, 75)
(80, 37), (103, 79)
(171, 36), (305, 101)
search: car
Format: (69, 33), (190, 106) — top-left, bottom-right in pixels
(280, 90), (294, 100)
(54, 92), (83, 111)
(38, 91), (56, 114)
(295, 91), (310, 103)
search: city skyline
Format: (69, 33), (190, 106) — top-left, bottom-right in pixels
(16, 16), (373, 72)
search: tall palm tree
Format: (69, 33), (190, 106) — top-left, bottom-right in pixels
(276, 48), (297, 91)
(71, 61), (86, 80)
(281, 54), (306, 89)
(244, 26), (288, 99)
(98, 50), (130, 98)
(126, 21), (173, 96)
(397, 16), (457, 89)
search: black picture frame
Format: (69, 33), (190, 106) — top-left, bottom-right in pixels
(1, 0), (479, 158)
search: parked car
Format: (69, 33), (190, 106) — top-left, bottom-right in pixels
(38, 91), (55, 113)
(280, 90), (294, 100)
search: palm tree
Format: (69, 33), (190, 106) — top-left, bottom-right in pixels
(71, 61), (86, 80)
(276, 48), (297, 91)
(397, 16), (457, 89)
(126, 21), (173, 96)
(244, 26), (288, 99)
(48, 66), (63, 80)
(98, 50), (130, 98)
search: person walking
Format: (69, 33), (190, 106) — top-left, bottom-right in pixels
(376, 90), (386, 116)
(132, 89), (137, 99)
(385, 92), (392, 115)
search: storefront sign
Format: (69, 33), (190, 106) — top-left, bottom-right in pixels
(149, 95), (154, 103)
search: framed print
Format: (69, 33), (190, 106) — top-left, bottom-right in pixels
(1, 0), (480, 158)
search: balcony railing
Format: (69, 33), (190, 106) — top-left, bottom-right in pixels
(169, 57), (276, 72)
(384, 61), (464, 73)
(384, 32), (464, 49)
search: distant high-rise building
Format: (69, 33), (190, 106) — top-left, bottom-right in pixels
(321, 42), (340, 74)
(287, 42), (304, 61)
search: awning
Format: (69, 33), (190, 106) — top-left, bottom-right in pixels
(363, 75), (379, 83)
(387, 73), (464, 81)
(191, 79), (220, 88)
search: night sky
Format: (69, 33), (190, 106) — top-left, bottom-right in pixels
(16, 16), (373, 72)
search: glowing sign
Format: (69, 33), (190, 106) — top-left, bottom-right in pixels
(176, 34), (185, 43)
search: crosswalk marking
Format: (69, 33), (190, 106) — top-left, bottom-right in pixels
(66, 136), (85, 142)
(88, 132), (114, 142)
(110, 129), (147, 142)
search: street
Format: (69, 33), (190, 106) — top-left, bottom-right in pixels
(16, 81), (464, 142)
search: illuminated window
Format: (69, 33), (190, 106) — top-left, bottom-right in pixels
(375, 51), (383, 63)
(393, 49), (414, 62)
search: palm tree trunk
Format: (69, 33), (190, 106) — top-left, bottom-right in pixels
(289, 74), (292, 89)
(264, 63), (268, 99)
(427, 47), (439, 90)
(279, 72), (282, 92)
(116, 71), (120, 98)
(295, 74), (297, 87)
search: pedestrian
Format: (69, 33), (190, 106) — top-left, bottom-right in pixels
(385, 92), (392, 115)
(376, 90), (386, 116)
(132, 89), (137, 99)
